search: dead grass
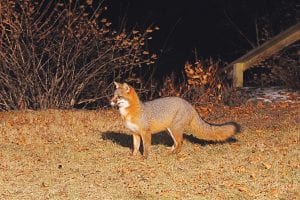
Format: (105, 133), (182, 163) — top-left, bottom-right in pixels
(0, 103), (299, 200)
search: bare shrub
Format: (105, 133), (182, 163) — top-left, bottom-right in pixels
(0, 0), (156, 110)
(270, 56), (300, 89)
(245, 42), (300, 89)
(154, 57), (226, 105)
(184, 59), (223, 103)
(156, 73), (186, 97)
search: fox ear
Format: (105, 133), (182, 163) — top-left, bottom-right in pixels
(123, 83), (131, 93)
(114, 81), (120, 88)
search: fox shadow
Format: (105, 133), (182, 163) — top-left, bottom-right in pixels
(101, 131), (173, 148)
(101, 131), (237, 149)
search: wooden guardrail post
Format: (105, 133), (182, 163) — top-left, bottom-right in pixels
(233, 63), (246, 87)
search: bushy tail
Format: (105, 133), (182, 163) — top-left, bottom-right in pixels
(187, 115), (240, 141)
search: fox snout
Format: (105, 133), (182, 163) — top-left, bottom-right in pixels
(110, 95), (130, 108)
(110, 96), (118, 107)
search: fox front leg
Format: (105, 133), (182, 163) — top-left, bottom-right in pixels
(132, 134), (141, 156)
(141, 132), (151, 158)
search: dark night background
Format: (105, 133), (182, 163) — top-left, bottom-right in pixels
(104, 0), (299, 74)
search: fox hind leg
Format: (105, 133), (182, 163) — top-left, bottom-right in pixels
(167, 127), (183, 154)
(141, 132), (151, 158)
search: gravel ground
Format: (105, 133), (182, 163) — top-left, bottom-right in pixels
(0, 102), (299, 199)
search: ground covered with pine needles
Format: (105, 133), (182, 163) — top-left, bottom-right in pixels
(0, 102), (299, 199)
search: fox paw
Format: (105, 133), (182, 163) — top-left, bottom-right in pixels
(166, 145), (181, 154)
(132, 151), (139, 156)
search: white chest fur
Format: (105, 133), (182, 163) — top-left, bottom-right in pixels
(119, 106), (128, 116)
(125, 120), (139, 133)
(117, 99), (129, 116)
(116, 98), (139, 133)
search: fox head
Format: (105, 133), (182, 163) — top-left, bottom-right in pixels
(110, 82), (133, 108)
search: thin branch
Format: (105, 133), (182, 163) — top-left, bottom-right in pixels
(224, 10), (256, 48)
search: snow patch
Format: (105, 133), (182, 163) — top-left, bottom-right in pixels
(244, 87), (300, 103)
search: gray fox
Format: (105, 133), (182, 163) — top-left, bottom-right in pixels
(110, 82), (240, 158)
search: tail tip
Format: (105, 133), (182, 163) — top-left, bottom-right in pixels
(225, 121), (241, 134)
(232, 122), (241, 134)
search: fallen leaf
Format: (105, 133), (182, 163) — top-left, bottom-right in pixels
(262, 162), (272, 169)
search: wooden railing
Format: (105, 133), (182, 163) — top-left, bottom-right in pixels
(225, 23), (300, 87)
